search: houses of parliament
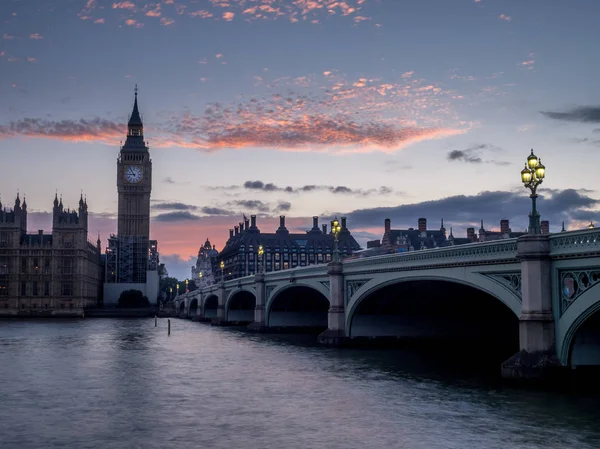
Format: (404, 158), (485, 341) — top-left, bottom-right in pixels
(0, 89), (159, 316)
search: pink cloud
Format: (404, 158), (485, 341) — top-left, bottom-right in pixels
(94, 18), (105, 23)
(499, 14), (511, 22)
(0, 70), (468, 154)
(29, 33), (44, 40)
(112, 1), (136, 10)
(222, 11), (235, 21)
(160, 17), (175, 25)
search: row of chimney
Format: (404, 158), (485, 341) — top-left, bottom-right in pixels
(385, 217), (550, 237)
(227, 215), (348, 239)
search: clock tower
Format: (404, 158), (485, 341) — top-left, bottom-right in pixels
(115, 87), (152, 282)
(117, 87), (152, 239)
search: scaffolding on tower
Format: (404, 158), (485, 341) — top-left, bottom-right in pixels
(105, 234), (150, 284)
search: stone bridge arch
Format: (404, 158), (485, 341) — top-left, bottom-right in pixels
(266, 282), (330, 329)
(203, 293), (219, 319)
(557, 281), (600, 366)
(345, 270), (523, 332)
(226, 288), (256, 323)
(187, 295), (199, 317)
(344, 271), (522, 359)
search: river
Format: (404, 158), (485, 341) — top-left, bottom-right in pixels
(0, 318), (598, 449)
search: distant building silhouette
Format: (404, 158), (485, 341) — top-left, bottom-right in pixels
(191, 238), (219, 288)
(0, 193), (103, 315)
(216, 215), (361, 281)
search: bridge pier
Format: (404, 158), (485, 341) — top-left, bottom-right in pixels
(212, 282), (227, 325)
(502, 234), (561, 379)
(248, 273), (267, 332)
(318, 262), (349, 346)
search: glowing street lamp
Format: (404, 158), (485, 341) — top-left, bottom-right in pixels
(185, 278), (189, 293)
(176, 283), (179, 296)
(220, 260), (225, 282)
(258, 244), (264, 274)
(332, 217), (342, 263)
(520, 149), (546, 234)
(169, 286), (173, 300)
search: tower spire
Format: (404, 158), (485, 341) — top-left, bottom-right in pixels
(128, 85), (143, 129)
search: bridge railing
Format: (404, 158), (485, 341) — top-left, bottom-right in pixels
(549, 228), (600, 258)
(343, 238), (519, 270)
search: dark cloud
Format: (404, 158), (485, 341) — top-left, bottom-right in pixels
(594, 129), (600, 133)
(240, 180), (392, 196)
(447, 144), (510, 165)
(154, 211), (201, 222)
(0, 117), (122, 142)
(229, 200), (271, 213)
(346, 188), (599, 235)
(274, 201), (292, 213)
(540, 106), (600, 123)
(201, 207), (233, 215)
(448, 149), (482, 163)
(153, 202), (198, 211)
(243, 180), (280, 191)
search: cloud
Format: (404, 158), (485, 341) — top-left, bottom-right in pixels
(346, 189), (599, 234)
(154, 211), (201, 222)
(448, 148), (483, 163)
(0, 117), (123, 144)
(228, 200), (271, 213)
(240, 180), (394, 196)
(540, 106), (600, 123)
(29, 33), (44, 40)
(274, 201), (292, 213)
(2, 70), (467, 154)
(243, 180), (280, 191)
(447, 143), (509, 165)
(112, 1), (136, 10)
(201, 207), (234, 215)
(163, 177), (175, 184)
(153, 202), (198, 211)
(499, 14), (511, 22)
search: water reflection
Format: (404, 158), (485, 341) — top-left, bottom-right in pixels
(0, 319), (598, 449)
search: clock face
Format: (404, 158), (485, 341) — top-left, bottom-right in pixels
(125, 165), (143, 183)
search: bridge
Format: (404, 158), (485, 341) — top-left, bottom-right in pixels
(174, 229), (600, 378)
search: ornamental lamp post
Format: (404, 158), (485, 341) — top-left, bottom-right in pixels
(185, 278), (189, 293)
(520, 149), (546, 234)
(258, 244), (264, 274)
(176, 283), (179, 296)
(332, 217), (342, 263)
(169, 286), (173, 300)
(220, 260), (225, 282)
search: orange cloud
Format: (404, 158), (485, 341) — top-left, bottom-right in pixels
(113, 1), (136, 10)
(1, 70), (468, 154)
(222, 11), (235, 21)
(0, 118), (123, 145)
(160, 17), (175, 25)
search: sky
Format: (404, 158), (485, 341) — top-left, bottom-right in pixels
(1, 0), (600, 280)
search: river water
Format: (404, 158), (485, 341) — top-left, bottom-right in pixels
(0, 318), (599, 449)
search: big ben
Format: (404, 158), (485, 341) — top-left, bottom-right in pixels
(115, 87), (152, 282)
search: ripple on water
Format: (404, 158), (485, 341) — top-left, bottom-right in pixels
(0, 319), (599, 449)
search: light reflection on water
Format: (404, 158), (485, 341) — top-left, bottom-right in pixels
(0, 318), (598, 449)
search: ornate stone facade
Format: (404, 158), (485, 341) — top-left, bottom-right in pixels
(217, 215), (361, 281)
(0, 194), (103, 316)
(191, 238), (219, 289)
